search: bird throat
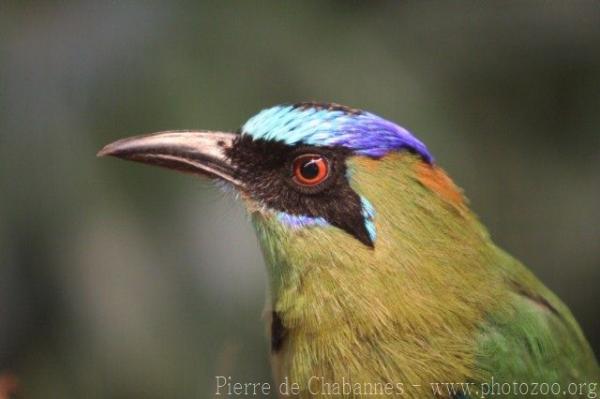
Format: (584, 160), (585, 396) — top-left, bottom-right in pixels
(250, 153), (507, 392)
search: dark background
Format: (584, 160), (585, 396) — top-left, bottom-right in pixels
(1, 2), (598, 398)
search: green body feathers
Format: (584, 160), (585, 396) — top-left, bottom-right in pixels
(99, 103), (598, 398)
(251, 153), (598, 398)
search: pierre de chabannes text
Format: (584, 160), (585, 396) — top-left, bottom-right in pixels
(215, 375), (598, 398)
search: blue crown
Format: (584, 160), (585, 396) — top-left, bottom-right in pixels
(242, 102), (432, 162)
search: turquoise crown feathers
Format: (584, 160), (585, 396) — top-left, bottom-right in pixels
(242, 102), (433, 163)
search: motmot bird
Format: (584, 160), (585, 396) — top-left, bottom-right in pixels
(99, 102), (598, 398)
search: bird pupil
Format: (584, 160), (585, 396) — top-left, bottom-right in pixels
(301, 159), (320, 179)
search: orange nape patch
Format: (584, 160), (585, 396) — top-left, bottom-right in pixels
(416, 163), (467, 210)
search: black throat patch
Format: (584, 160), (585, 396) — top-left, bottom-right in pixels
(271, 311), (287, 353)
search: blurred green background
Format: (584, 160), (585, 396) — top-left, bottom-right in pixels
(0, 2), (598, 398)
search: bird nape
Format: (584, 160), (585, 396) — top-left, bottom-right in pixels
(99, 102), (598, 398)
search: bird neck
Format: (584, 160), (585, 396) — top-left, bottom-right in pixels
(251, 153), (505, 337)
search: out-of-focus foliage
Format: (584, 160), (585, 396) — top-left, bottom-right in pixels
(0, 2), (598, 398)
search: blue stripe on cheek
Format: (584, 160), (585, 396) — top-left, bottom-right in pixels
(360, 196), (377, 243)
(275, 197), (376, 244)
(276, 212), (329, 229)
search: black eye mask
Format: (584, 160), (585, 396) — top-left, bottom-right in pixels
(226, 135), (374, 247)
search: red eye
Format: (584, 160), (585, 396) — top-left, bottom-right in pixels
(292, 155), (329, 186)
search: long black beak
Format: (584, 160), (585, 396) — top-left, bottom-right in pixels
(97, 130), (242, 187)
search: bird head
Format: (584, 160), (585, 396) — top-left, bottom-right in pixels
(99, 103), (445, 255)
